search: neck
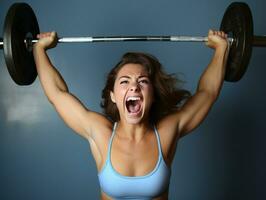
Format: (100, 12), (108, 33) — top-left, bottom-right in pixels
(116, 120), (152, 142)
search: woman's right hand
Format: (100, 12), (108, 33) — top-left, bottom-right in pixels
(35, 31), (58, 50)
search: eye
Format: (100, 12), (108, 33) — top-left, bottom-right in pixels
(139, 79), (149, 84)
(120, 80), (129, 85)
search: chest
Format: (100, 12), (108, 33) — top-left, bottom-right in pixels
(110, 134), (159, 177)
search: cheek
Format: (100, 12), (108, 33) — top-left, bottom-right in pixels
(113, 87), (126, 105)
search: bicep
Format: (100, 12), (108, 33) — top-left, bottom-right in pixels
(51, 91), (105, 139)
(178, 90), (216, 137)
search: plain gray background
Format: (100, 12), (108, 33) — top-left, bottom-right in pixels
(0, 0), (265, 199)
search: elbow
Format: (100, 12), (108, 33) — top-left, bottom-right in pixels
(47, 96), (56, 105)
(197, 83), (222, 102)
(45, 89), (67, 105)
(208, 85), (222, 101)
(206, 90), (220, 102)
(198, 89), (220, 103)
(198, 74), (224, 101)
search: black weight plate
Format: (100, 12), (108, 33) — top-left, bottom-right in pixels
(221, 2), (253, 82)
(3, 3), (39, 85)
(220, 2), (253, 82)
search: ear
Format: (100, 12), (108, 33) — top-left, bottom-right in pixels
(110, 91), (116, 103)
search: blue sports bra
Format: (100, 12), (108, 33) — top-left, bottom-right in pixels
(98, 123), (171, 200)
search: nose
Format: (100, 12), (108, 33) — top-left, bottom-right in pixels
(129, 82), (140, 92)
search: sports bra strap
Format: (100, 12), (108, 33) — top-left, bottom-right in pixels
(108, 123), (163, 159)
(153, 124), (163, 159)
(107, 122), (118, 159)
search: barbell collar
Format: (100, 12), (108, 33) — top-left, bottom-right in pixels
(252, 35), (266, 47)
(0, 38), (3, 49)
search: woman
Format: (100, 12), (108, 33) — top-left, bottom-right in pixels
(33, 30), (229, 200)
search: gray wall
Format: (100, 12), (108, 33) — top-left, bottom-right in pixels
(0, 0), (265, 199)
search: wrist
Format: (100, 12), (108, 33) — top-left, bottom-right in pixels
(214, 44), (228, 54)
(33, 43), (47, 51)
(33, 43), (48, 57)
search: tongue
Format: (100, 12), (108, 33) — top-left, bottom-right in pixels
(128, 102), (141, 113)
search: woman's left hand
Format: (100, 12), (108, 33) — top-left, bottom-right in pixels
(206, 29), (229, 50)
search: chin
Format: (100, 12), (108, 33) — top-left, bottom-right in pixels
(125, 117), (142, 125)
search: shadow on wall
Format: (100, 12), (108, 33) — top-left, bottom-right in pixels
(0, 55), (50, 126)
(170, 82), (257, 200)
(219, 102), (255, 199)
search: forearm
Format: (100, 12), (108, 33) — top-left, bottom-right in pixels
(33, 45), (68, 102)
(197, 46), (229, 99)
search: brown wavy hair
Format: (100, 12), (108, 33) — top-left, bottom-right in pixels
(101, 52), (191, 123)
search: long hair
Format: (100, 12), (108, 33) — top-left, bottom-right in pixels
(101, 52), (191, 123)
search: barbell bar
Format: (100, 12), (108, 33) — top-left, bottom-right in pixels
(0, 36), (234, 45)
(0, 2), (265, 86)
(4, 34), (266, 47)
(2, 34), (265, 47)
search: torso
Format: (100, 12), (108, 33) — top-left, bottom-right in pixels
(87, 118), (180, 200)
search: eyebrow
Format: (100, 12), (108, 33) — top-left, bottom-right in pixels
(118, 75), (149, 80)
(118, 76), (130, 80)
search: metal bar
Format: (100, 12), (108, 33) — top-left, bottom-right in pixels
(170, 36), (208, 42)
(1, 36), (234, 49)
(30, 35), (234, 44)
(58, 36), (172, 42)
(252, 35), (266, 47)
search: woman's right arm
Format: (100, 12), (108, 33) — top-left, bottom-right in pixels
(33, 32), (111, 139)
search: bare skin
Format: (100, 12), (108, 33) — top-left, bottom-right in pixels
(33, 30), (229, 200)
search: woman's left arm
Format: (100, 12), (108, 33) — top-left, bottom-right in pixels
(176, 30), (230, 138)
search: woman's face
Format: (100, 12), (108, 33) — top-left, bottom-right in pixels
(110, 63), (154, 124)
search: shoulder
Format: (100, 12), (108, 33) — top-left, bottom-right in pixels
(156, 111), (182, 140)
(84, 111), (114, 141)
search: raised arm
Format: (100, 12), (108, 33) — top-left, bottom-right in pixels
(176, 30), (230, 138)
(160, 30), (229, 141)
(33, 32), (110, 139)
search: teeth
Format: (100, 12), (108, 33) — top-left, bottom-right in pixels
(127, 96), (141, 101)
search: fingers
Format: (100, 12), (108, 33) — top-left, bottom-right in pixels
(34, 31), (58, 50)
(208, 29), (228, 39)
(215, 31), (227, 38)
(37, 31), (57, 39)
(208, 29), (214, 36)
(206, 29), (229, 50)
(37, 32), (48, 39)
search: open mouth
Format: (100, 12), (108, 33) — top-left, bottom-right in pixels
(125, 96), (142, 115)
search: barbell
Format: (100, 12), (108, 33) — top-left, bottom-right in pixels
(0, 2), (265, 85)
